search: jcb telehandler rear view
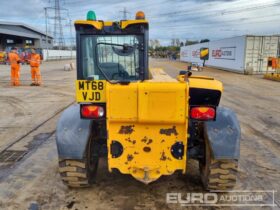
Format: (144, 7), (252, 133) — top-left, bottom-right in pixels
(56, 11), (240, 190)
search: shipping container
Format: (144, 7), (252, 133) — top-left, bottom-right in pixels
(180, 35), (280, 74)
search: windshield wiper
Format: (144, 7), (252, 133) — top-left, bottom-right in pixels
(95, 42), (138, 84)
(97, 42), (137, 56)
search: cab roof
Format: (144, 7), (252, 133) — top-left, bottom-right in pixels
(74, 19), (148, 30)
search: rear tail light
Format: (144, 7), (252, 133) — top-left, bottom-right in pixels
(81, 105), (104, 119)
(190, 107), (215, 120)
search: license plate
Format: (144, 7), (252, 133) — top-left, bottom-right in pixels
(76, 80), (106, 103)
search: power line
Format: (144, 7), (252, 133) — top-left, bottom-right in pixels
(150, 2), (280, 26)
(153, 13), (280, 29)
(46, 0), (67, 49)
(154, 1), (280, 17)
(153, 17), (280, 34)
(54, 0), (65, 49)
(119, 7), (130, 20)
(44, 8), (50, 58)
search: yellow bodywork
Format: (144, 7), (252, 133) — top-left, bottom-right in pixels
(120, 20), (148, 29)
(106, 80), (188, 183)
(264, 73), (280, 82)
(75, 68), (223, 183)
(0, 51), (6, 62)
(189, 76), (223, 92)
(200, 48), (209, 58)
(74, 19), (148, 30)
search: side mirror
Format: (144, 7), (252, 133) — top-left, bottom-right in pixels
(112, 44), (135, 56)
(179, 70), (192, 77)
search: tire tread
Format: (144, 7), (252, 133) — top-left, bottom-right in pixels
(205, 159), (238, 190)
(58, 159), (90, 188)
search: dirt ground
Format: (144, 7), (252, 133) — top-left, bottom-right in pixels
(0, 58), (279, 210)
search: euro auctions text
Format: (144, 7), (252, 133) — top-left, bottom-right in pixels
(166, 191), (276, 207)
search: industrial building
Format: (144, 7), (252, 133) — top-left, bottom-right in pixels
(0, 21), (53, 50)
(180, 35), (280, 74)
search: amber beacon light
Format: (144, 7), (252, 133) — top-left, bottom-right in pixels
(135, 11), (145, 20)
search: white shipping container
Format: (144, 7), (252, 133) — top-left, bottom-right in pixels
(180, 35), (280, 74)
(245, 36), (280, 73)
(181, 42), (209, 64)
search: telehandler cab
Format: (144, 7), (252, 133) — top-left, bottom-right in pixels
(56, 11), (240, 190)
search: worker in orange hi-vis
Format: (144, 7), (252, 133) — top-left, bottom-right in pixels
(29, 49), (42, 86)
(271, 57), (277, 69)
(8, 47), (21, 86)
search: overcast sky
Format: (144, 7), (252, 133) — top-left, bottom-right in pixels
(0, 0), (280, 45)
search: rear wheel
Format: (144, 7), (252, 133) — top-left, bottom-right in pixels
(58, 140), (98, 188)
(199, 140), (238, 191)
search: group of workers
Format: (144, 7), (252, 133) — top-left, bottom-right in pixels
(8, 47), (42, 86)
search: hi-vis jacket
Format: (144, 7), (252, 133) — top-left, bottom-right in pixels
(30, 53), (40, 67)
(8, 52), (20, 67)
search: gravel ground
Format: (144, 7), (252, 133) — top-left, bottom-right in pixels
(0, 58), (279, 210)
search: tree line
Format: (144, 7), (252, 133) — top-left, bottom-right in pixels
(149, 38), (209, 59)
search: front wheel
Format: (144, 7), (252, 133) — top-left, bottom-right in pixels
(199, 141), (238, 191)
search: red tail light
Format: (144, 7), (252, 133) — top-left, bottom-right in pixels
(81, 105), (104, 119)
(190, 107), (215, 120)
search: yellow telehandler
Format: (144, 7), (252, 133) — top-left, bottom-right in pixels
(56, 11), (240, 190)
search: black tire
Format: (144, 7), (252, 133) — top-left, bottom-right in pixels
(199, 140), (238, 191)
(58, 140), (98, 188)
